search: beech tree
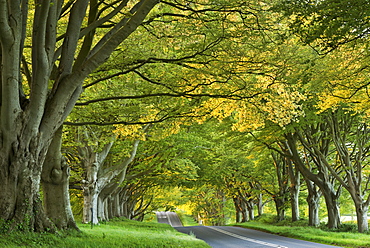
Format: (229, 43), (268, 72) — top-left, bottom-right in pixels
(323, 108), (370, 233)
(284, 121), (342, 229)
(0, 0), (159, 232)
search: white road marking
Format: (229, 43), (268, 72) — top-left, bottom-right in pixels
(166, 212), (173, 226)
(207, 226), (288, 248)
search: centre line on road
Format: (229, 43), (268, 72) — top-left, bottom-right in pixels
(207, 226), (288, 248)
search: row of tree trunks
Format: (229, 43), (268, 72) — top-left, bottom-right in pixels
(78, 131), (144, 224)
(233, 195), (254, 223)
(326, 113), (370, 233)
(271, 152), (290, 222)
(232, 183), (266, 224)
(285, 131), (342, 229)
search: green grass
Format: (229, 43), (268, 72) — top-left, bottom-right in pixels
(176, 211), (199, 226)
(234, 217), (370, 248)
(0, 218), (210, 248)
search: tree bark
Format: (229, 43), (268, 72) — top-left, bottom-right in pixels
(256, 193), (264, 217)
(306, 179), (321, 226)
(286, 158), (300, 221)
(246, 200), (255, 221)
(273, 196), (286, 222)
(237, 191), (255, 222)
(290, 184), (300, 222)
(355, 204), (369, 233)
(321, 184), (341, 229)
(235, 197), (249, 222)
(233, 197), (243, 223)
(0, 117), (55, 232)
(270, 152), (289, 222)
(42, 126), (78, 230)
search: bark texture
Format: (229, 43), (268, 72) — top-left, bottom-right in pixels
(42, 127), (78, 230)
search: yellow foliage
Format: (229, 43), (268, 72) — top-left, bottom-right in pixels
(314, 44), (370, 118)
(113, 124), (146, 140)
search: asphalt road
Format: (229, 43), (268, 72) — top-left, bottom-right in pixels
(175, 226), (342, 248)
(156, 212), (343, 248)
(156, 211), (183, 227)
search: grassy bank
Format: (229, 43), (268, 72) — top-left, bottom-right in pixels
(0, 218), (210, 248)
(176, 211), (199, 226)
(234, 217), (370, 248)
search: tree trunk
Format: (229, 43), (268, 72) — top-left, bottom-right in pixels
(271, 153), (289, 222)
(246, 200), (255, 221)
(42, 127), (78, 230)
(120, 186), (130, 218)
(355, 204), (369, 233)
(256, 193), (264, 217)
(0, 130), (55, 232)
(285, 132), (341, 228)
(239, 192), (255, 221)
(347, 186), (369, 232)
(328, 114), (370, 233)
(287, 159), (300, 221)
(82, 181), (99, 224)
(240, 200), (249, 222)
(79, 137), (140, 224)
(79, 140), (114, 224)
(306, 180), (321, 227)
(236, 209), (242, 223)
(290, 182), (300, 221)
(97, 196), (107, 222)
(0, 0), (159, 232)
(308, 200), (320, 226)
(322, 187), (341, 229)
(0, 167), (54, 232)
(233, 197), (242, 223)
(233, 197), (245, 223)
(273, 196), (286, 222)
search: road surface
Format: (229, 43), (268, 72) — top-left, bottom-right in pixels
(156, 211), (183, 227)
(175, 226), (342, 248)
(156, 212), (342, 248)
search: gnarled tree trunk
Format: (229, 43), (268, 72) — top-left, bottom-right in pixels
(306, 179), (321, 226)
(0, 133), (55, 232)
(42, 127), (78, 230)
